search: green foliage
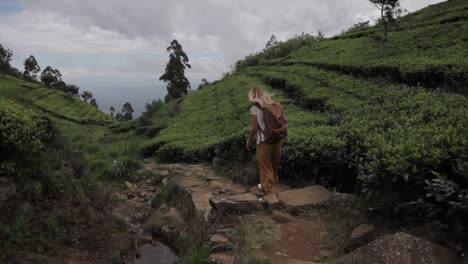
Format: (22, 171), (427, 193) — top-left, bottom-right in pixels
(23, 55), (41, 81)
(151, 181), (176, 208)
(182, 245), (210, 264)
(105, 146), (140, 180)
(121, 102), (134, 120)
(0, 98), (57, 177)
(0, 43), (13, 73)
(80, 90), (93, 103)
(160, 39), (191, 101)
(40, 66), (62, 88)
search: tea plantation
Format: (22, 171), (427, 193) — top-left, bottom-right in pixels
(140, 0), (468, 224)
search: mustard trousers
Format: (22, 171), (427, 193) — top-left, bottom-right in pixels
(256, 141), (282, 192)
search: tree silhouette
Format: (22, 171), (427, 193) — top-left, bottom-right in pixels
(66, 84), (80, 97)
(110, 106), (115, 117)
(23, 55), (41, 81)
(159, 39), (191, 102)
(40, 66), (62, 88)
(90, 98), (98, 108)
(197, 78), (211, 90)
(0, 44), (13, 73)
(265, 34), (280, 50)
(122, 102), (134, 120)
(369, 0), (403, 48)
(80, 91), (93, 103)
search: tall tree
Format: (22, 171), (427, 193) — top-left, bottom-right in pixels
(369, 0), (403, 48)
(265, 34), (279, 50)
(40, 66), (62, 88)
(23, 55), (41, 81)
(66, 84), (80, 97)
(159, 39), (191, 102)
(0, 44), (13, 72)
(90, 98), (98, 108)
(80, 91), (93, 103)
(317, 30), (325, 41)
(110, 106), (115, 117)
(197, 78), (211, 90)
(122, 102), (134, 120)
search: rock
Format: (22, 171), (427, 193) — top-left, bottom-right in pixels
(0, 177), (16, 204)
(264, 193), (280, 208)
(112, 205), (137, 225)
(190, 192), (213, 222)
(210, 234), (229, 245)
(174, 177), (205, 188)
(162, 178), (169, 186)
(271, 210), (294, 223)
(114, 192), (127, 200)
(125, 181), (137, 192)
(210, 193), (262, 214)
(345, 224), (377, 252)
(330, 192), (359, 207)
(277, 185), (330, 208)
(337, 232), (455, 264)
(270, 184), (292, 193)
(250, 184), (291, 196)
(209, 253), (235, 264)
(249, 186), (264, 196)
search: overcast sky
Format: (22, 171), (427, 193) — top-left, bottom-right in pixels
(0, 0), (444, 115)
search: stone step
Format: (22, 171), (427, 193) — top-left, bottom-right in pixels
(277, 185), (330, 208)
(249, 184), (292, 196)
(210, 193), (262, 214)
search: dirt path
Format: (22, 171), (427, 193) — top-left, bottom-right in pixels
(115, 160), (333, 264)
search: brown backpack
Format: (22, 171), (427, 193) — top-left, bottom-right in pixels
(256, 102), (288, 143)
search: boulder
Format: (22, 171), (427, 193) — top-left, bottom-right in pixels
(271, 210), (294, 223)
(0, 177), (16, 204)
(345, 224), (377, 252)
(277, 185), (330, 208)
(210, 193), (262, 214)
(337, 232), (455, 264)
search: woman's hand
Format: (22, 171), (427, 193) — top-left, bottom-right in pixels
(245, 141), (252, 151)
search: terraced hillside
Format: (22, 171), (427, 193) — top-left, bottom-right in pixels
(0, 74), (146, 179)
(140, 0), (468, 223)
(0, 74), (114, 125)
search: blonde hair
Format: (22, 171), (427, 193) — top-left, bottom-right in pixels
(248, 87), (274, 107)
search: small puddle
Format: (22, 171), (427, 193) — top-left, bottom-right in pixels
(136, 243), (179, 264)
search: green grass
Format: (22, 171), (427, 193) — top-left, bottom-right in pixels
(0, 74), (115, 124)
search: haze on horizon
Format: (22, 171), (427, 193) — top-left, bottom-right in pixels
(0, 0), (444, 116)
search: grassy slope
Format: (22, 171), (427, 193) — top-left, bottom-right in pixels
(141, 0), (468, 190)
(0, 74), (145, 178)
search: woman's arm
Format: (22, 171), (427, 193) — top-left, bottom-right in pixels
(246, 114), (259, 150)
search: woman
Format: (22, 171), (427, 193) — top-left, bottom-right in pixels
(246, 87), (286, 193)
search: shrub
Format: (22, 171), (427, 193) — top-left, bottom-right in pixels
(151, 182), (176, 208)
(106, 146), (141, 180)
(0, 98), (57, 178)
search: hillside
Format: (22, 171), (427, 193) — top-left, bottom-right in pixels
(139, 0), (468, 228)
